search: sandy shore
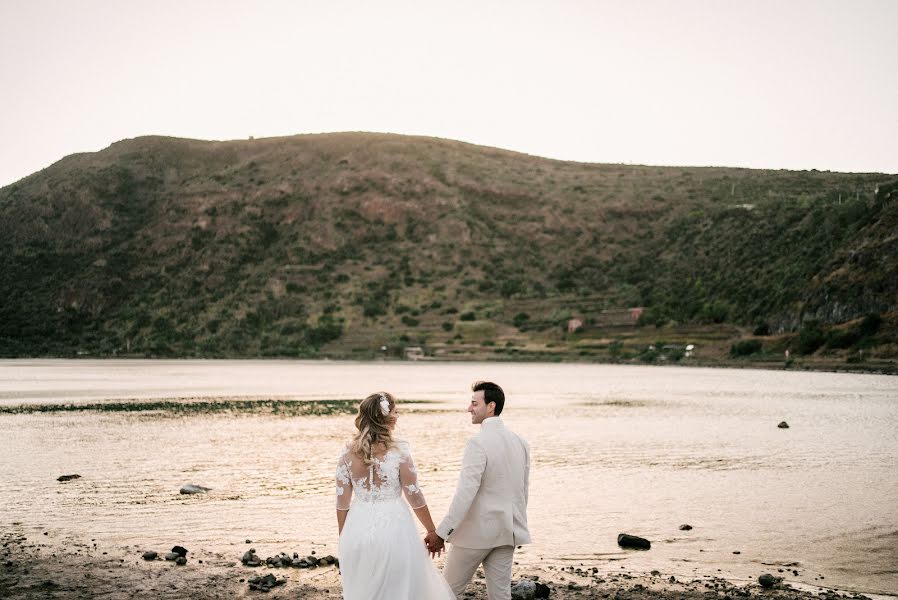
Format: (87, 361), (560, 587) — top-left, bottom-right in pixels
(1, 528), (878, 600)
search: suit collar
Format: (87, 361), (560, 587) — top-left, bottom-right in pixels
(481, 416), (504, 428)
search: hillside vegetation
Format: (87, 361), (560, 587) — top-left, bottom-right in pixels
(0, 133), (895, 368)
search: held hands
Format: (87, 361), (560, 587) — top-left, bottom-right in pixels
(423, 531), (445, 558)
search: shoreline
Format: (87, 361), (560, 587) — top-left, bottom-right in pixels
(1, 530), (891, 600)
(0, 355), (895, 376)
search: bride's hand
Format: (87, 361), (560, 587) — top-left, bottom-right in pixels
(424, 531), (444, 558)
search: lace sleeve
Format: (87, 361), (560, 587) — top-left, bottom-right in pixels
(335, 445), (352, 511)
(398, 442), (427, 509)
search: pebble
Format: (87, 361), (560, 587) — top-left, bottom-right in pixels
(142, 551), (157, 561)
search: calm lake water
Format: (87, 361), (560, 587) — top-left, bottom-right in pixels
(1, 360), (896, 595)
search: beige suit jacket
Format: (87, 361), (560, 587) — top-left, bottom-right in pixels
(436, 416), (531, 549)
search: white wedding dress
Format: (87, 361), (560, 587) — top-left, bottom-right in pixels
(336, 440), (454, 600)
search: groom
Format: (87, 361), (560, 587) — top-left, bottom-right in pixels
(425, 381), (531, 600)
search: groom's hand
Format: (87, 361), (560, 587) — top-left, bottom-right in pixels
(424, 531), (444, 557)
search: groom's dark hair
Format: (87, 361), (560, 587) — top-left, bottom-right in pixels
(472, 381), (505, 416)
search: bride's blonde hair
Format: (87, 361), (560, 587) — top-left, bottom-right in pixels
(350, 392), (397, 465)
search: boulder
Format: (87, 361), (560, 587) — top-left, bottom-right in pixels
(617, 533), (651, 550)
(759, 573), (778, 588)
(511, 579), (536, 600)
(164, 552), (180, 561)
(179, 484), (211, 494)
(142, 551), (158, 561)
(171, 546), (188, 557)
(535, 582), (551, 598)
(778, 421), (790, 429)
(175, 556), (187, 566)
(57, 474), (81, 482)
(679, 524), (693, 530)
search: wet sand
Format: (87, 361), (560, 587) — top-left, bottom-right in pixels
(0, 528), (874, 600)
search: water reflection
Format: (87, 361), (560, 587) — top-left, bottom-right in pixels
(0, 360), (896, 594)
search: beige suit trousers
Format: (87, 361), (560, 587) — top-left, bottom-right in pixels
(442, 544), (515, 600)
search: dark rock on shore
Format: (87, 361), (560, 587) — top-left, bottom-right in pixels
(164, 552), (180, 561)
(535, 582), (550, 598)
(778, 421), (790, 429)
(617, 533), (651, 550)
(241, 548), (261, 567)
(175, 556), (187, 566)
(57, 474), (81, 482)
(141, 551), (157, 561)
(511, 579), (536, 599)
(180, 484), (212, 494)
(759, 573), (779, 588)
(679, 524), (693, 530)
(171, 546), (188, 557)
(248, 573), (286, 592)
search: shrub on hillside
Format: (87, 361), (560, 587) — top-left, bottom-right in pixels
(608, 340), (624, 361)
(460, 311), (476, 321)
(753, 322), (771, 336)
(637, 307), (668, 328)
(826, 328), (861, 350)
(307, 316), (343, 347)
(500, 279), (523, 298)
(512, 312), (530, 328)
(700, 300), (731, 324)
(639, 347), (659, 363)
(797, 321), (826, 355)
(730, 339), (763, 357)
(859, 313), (882, 337)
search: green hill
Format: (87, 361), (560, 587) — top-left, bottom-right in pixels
(1, 132), (895, 368)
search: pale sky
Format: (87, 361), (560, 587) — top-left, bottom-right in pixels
(1, 0), (896, 188)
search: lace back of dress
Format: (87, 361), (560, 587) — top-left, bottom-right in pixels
(335, 440), (427, 511)
(350, 445), (402, 503)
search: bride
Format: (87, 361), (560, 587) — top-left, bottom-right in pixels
(336, 392), (455, 600)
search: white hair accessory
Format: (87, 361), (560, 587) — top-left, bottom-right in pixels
(379, 395), (390, 416)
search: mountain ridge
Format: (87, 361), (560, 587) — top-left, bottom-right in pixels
(1, 132), (895, 364)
